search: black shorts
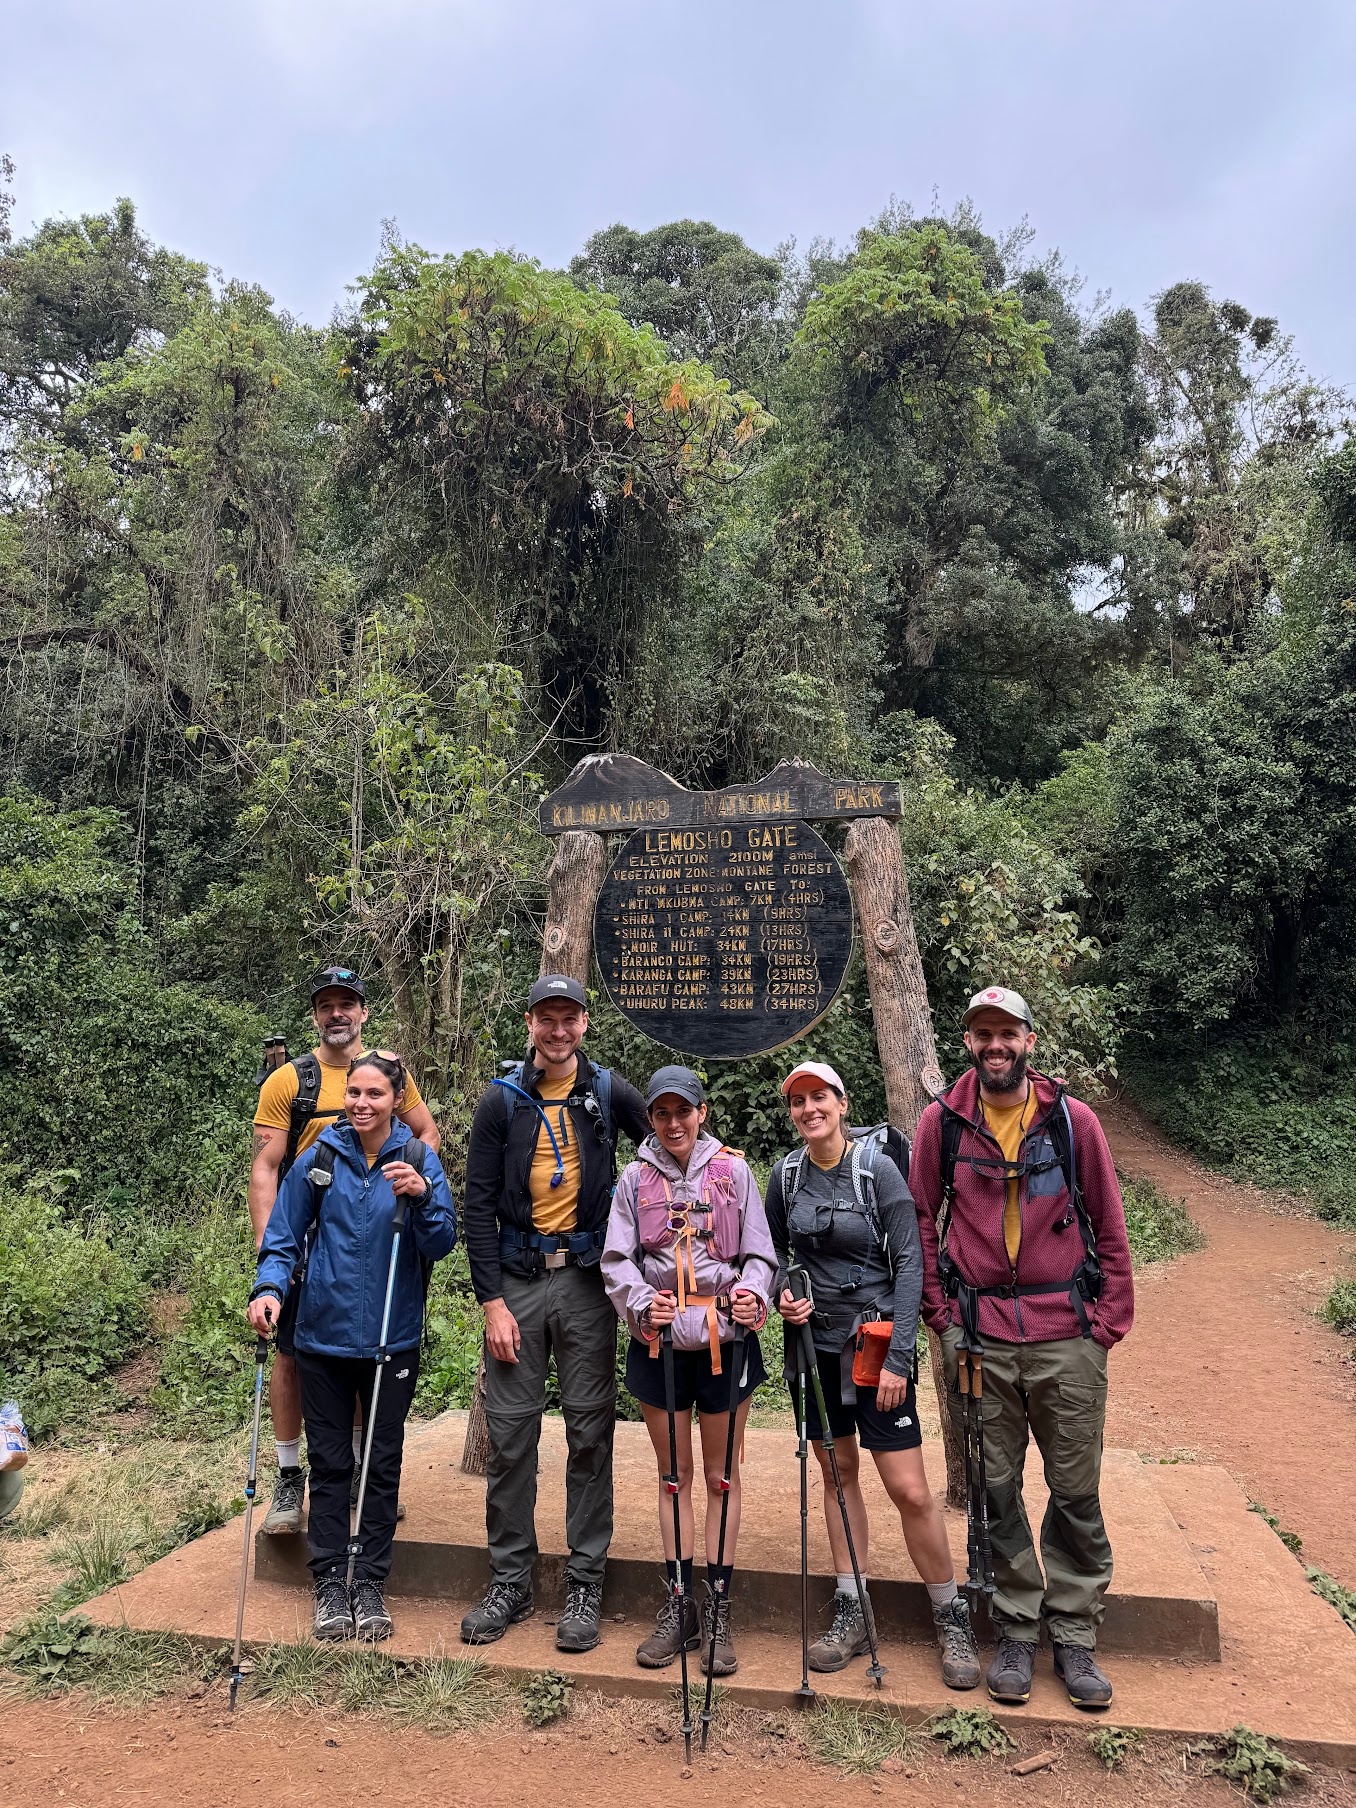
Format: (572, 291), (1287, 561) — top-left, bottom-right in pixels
(625, 1334), (767, 1416)
(274, 1280), (301, 1357)
(789, 1346), (922, 1453)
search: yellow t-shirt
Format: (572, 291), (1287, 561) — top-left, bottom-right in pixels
(529, 1071), (582, 1236)
(254, 1055), (426, 1157)
(981, 1086), (1036, 1268)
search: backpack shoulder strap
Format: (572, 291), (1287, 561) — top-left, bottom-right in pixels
(403, 1137), (429, 1177)
(939, 1108), (964, 1201)
(1050, 1097), (1097, 1259)
(307, 1140), (337, 1202)
(849, 1138), (894, 1277)
(593, 1066), (615, 1152)
(780, 1146), (808, 1204)
(282, 1053), (324, 1176)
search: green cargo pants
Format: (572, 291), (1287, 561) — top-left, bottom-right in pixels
(483, 1262), (619, 1590)
(943, 1327), (1111, 1649)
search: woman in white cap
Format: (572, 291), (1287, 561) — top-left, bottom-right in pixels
(767, 1060), (980, 1690)
(603, 1064), (776, 1679)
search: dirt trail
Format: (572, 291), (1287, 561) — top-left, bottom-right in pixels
(7, 1693), (1353, 1808)
(1098, 1100), (1356, 1583)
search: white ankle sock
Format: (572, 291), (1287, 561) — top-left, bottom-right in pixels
(927, 1579), (959, 1607)
(836, 1574), (865, 1595)
(275, 1438), (301, 1471)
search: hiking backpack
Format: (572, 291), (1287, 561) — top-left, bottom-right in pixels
(936, 1093), (1103, 1336)
(778, 1122), (911, 1278)
(493, 1057), (617, 1171)
(254, 1041), (341, 1179)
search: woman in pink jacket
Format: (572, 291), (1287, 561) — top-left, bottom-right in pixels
(603, 1064), (776, 1679)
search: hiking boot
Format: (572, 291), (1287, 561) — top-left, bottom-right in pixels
(701, 1584), (738, 1677)
(987, 1636), (1036, 1704)
(556, 1579), (604, 1654)
(1053, 1643), (1113, 1709)
(808, 1590), (872, 1673)
(351, 1578), (393, 1643)
(313, 1573), (353, 1641)
(933, 1595), (982, 1690)
(635, 1587), (700, 1669)
(460, 1579), (534, 1645)
(261, 1466), (306, 1535)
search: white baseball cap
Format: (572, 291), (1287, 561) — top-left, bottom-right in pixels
(781, 1061), (846, 1098)
(962, 986), (1034, 1030)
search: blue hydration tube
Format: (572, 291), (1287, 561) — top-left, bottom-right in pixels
(493, 1077), (569, 1188)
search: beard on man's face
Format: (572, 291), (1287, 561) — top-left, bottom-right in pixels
(319, 1017), (361, 1048)
(971, 1046), (1029, 1095)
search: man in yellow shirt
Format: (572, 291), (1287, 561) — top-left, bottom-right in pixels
(460, 974), (650, 1655)
(250, 965), (439, 1533)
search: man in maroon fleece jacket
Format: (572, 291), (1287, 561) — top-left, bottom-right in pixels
(914, 986), (1133, 1711)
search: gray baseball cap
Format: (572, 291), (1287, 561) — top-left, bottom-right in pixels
(646, 1064), (706, 1109)
(962, 986), (1034, 1030)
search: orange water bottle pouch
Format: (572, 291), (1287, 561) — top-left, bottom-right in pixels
(851, 1319), (894, 1388)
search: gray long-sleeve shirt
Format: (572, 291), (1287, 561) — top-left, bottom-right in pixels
(765, 1140), (923, 1386)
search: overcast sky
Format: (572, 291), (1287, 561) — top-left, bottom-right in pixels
(6, 0), (1354, 389)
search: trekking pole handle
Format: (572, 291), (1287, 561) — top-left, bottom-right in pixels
(787, 1265), (814, 1310)
(971, 1351), (983, 1401)
(253, 1335), (270, 1364)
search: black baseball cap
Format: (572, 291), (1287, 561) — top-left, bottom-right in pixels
(646, 1064), (706, 1109)
(309, 965), (367, 1002)
(526, 974), (587, 1010)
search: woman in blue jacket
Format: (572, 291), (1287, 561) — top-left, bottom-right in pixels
(247, 1051), (456, 1643)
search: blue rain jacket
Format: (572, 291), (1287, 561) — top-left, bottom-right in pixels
(253, 1118), (457, 1359)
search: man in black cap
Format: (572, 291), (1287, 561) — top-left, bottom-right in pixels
(459, 975), (648, 1654)
(250, 965), (440, 1534)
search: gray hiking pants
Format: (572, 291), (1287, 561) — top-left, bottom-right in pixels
(943, 1326), (1112, 1648)
(483, 1262), (618, 1590)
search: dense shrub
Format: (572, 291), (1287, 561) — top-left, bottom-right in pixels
(0, 1176), (148, 1437)
(153, 1201), (258, 1432)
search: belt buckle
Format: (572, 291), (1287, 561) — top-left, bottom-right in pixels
(543, 1250), (568, 1270)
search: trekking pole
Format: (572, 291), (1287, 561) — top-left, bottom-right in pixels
(346, 1191), (411, 1595)
(700, 1322), (746, 1753)
(970, 1345), (996, 1613)
(229, 1328), (271, 1712)
(793, 1339), (816, 1706)
(661, 1325), (694, 1764)
(787, 1267), (885, 1687)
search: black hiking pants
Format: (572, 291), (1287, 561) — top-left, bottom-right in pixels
(295, 1347), (420, 1584)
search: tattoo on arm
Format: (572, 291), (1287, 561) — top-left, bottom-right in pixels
(252, 1130), (274, 1158)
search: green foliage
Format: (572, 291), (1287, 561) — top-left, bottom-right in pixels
(153, 1200), (257, 1431)
(1306, 1568), (1356, 1632)
(414, 1248), (487, 1415)
(521, 1667), (574, 1726)
(0, 1175), (147, 1437)
(51, 1518), (137, 1606)
(1248, 1501), (1303, 1556)
(1127, 1039), (1356, 1228)
(1119, 1175), (1205, 1267)
(806, 1700), (918, 1773)
(0, 1613), (196, 1701)
(1322, 1279), (1356, 1337)
(1193, 1726), (1309, 1803)
(0, 790), (263, 1220)
(927, 1704), (1014, 1757)
(1088, 1725), (1144, 1770)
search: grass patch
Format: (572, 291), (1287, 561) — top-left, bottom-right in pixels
(1322, 1278), (1356, 1337)
(1192, 1726), (1309, 1803)
(386, 1654), (506, 1733)
(1249, 1500), (1303, 1556)
(1307, 1568), (1356, 1633)
(252, 1639), (340, 1709)
(806, 1699), (918, 1773)
(0, 1612), (201, 1703)
(0, 1478), (72, 1539)
(928, 1705), (1014, 1757)
(1119, 1173), (1206, 1267)
(50, 1517), (138, 1607)
(1088, 1724), (1144, 1770)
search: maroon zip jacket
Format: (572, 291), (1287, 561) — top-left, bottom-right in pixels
(913, 1068), (1133, 1350)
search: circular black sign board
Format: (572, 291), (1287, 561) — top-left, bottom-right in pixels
(594, 820), (853, 1059)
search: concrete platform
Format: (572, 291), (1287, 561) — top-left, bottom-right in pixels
(256, 1414), (1219, 1659)
(84, 1414), (1356, 1765)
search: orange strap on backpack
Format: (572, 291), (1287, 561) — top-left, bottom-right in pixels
(851, 1319), (895, 1388)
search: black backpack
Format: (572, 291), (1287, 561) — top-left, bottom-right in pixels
(254, 1041), (342, 1179)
